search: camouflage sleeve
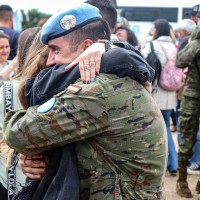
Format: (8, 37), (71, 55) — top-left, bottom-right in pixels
(3, 87), (109, 156)
(176, 40), (200, 68)
(190, 25), (200, 40)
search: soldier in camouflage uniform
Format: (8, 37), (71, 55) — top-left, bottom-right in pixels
(3, 74), (167, 200)
(176, 24), (200, 198)
(3, 3), (167, 200)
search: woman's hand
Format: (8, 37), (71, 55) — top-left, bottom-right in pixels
(19, 154), (48, 179)
(65, 43), (106, 83)
(143, 81), (152, 93)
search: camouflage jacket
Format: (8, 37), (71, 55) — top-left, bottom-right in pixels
(176, 25), (200, 99)
(3, 74), (167, 199)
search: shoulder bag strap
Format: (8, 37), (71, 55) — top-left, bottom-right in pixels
(3, 81), (18, 200)
(3, 81), (13, 115)
(156, 41), (171, 61)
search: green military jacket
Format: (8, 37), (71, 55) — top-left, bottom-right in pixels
(176, 25), (200, 99)
(3, 74), (167, 200)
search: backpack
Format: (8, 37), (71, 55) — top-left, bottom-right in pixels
(157, 42), (185, 91)
(146, 41), (162, 84)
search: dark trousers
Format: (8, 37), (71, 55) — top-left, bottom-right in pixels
(0, 182), (8, 200)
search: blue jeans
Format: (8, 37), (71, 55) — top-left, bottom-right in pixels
(171, 99), (181, 128)
(171, 109), (177, 127)
(161, 109), (178, 172)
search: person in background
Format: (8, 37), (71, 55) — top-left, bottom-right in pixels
(141, 18), (178, 176)
(170, 19), (196, 133)
(186, 13), (200, 176)
(174, 18), (200, 175)
(3, 3), (167, 200)
(0, 16), (50, 83)
(177, 19), (196, 51)
(115, 15), (130, 29)
(175, 12), (200, 198)
(0, 5), (20, 60)
(186, 4), (200, 25)
(84, 0), (119, 41)
(0, 32), (11, 74)
(114, 26), (140, 49)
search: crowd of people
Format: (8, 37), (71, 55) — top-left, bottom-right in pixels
(0, 1), (199, 200)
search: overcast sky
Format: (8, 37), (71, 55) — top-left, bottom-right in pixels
(1, 0), (86, 14)
(1, 0), (199, 14)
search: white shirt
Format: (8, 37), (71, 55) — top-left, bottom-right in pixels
(141, 36), (178, 110)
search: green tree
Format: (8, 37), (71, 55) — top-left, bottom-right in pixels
(21, 9), (51, 30)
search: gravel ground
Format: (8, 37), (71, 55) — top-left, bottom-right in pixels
(165, 172), (199, 200)
(165, 132), (200, 200)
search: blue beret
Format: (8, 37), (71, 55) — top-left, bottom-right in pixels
(40, 3), (102, 44)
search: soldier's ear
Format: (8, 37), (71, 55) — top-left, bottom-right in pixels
(81, 39), (93, 50)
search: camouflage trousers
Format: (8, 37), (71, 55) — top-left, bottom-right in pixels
(178, 95), (200, 169)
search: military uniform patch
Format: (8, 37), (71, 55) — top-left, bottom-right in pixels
(37, 97), (56, 113)
(66, 84), (82, 94)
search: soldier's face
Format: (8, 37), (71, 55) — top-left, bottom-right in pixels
(47, 36), (82, 65)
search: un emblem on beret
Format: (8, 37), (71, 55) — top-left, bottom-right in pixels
(60, 15), (76, 30)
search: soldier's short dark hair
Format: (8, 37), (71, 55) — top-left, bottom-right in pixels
(65, 19), (111, 51)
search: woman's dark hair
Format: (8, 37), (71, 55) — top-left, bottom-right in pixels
(115, 26), (139, 47)
(85, 0), (117, 32)
(153, 19), (170, 39)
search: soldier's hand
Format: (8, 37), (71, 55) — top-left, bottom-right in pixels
(65, 42), (105, 83)
(19, 154), (48, 179)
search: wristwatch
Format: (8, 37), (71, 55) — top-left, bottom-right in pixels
(97, 39), (112, 51)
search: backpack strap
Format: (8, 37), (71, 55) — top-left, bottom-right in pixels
(149, 41), (155, 52)
(3, 81), (18, 200)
